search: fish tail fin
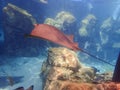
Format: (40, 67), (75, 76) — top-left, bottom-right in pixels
(73, 43), (81, 51)
(112, 52), (120, 82)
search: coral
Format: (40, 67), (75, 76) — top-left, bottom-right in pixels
(100, 17), (113, 30)
(81, 14), (96, 25)
(55, 11), (75, 25)
(44, 11), (76, 30)
(79, 14), (96, 37)
(44, 18), (56, 26)
(79, 26), (88, 36)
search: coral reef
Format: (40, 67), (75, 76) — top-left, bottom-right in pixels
(44, 11), (76, 30)
(79, 14), (96, 36)
(2, 3), (46, 56)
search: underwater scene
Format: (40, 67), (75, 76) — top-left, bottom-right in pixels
(0, 0), (120, 90)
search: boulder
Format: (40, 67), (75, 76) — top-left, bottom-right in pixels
(40, 47), (97, 90)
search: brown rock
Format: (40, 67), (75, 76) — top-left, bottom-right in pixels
(96, 82), (117, 90)
(41, 47), (97, 90)
(61, 82), (95, 90)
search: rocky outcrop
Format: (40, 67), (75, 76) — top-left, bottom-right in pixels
(40, 47), (115, 90)
(2, 3), (47, 56)
(40, 47), (99, 90)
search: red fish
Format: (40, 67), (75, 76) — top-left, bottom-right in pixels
(27, 24), (114, 66)
(29, 24), (80, 51)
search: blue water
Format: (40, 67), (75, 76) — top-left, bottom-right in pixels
(0, 0), (120, 90)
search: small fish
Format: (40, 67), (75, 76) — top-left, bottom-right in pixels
(15, 85), (34, 90)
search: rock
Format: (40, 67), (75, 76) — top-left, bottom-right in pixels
(47, 47), (81, 68)
(44, 80), (119, 90)
(40, 47), (118, 90)
(61, 81), (95, 90)
(96, 82), (117, 90)
(2, 3), (46, 56)
(44, 80), (95, 90)
(41, 47), (97, 90)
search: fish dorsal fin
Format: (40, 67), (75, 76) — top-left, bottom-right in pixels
(67, 35), (74, 42)
(26, 85), (34, 90)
